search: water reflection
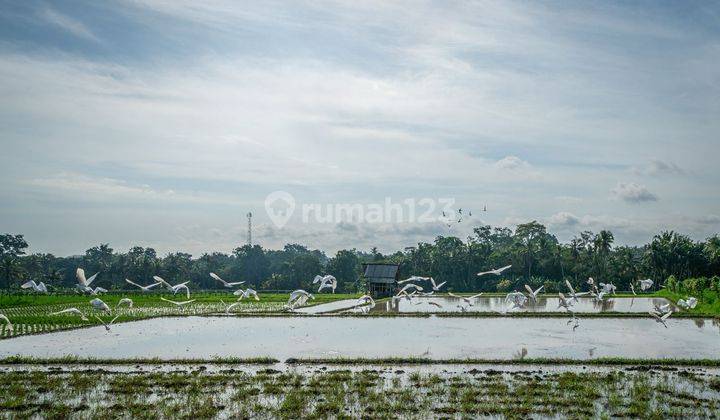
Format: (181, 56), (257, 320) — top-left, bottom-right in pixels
(365, 296), (674, 314)
(0, 316), (717, 361)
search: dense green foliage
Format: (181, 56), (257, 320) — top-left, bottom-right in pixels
(2, 223), (719, 293)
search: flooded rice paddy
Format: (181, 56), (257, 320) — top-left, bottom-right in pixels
(350, 296), (675, 314)
(0, 316), (718, 361)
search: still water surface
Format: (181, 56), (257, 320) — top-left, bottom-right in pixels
(0, 316), (716, 361)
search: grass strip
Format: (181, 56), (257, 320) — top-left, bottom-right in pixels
(0, 355), (278, 365)
(285, 356), (720, 367)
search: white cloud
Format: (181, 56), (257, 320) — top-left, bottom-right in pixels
(611, 182), (659, 203)
(39, 8), (101, 43)
(549, 211), (580, 226)
(633, 159), (685, 176)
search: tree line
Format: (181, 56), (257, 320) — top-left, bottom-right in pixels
(1, 221), (719, 293)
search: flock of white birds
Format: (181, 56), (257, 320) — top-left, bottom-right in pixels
(0, 265), (701, 335)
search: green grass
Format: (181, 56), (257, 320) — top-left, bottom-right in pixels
(285, 356), (720, 367)
(657, 289), (720, 316)
(0, 292), (360, 339)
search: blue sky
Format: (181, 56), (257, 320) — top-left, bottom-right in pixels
(1, 1), (719, 256)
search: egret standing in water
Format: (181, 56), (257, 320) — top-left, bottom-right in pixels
(0, 314), (12, 332)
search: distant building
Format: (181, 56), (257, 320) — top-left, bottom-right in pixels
(362, 263), (400, 297)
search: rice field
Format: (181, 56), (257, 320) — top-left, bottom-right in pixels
(0, 293), (359, 339)
(0, 363), (718, 418)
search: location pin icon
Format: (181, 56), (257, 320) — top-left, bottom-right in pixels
(265, 191), (296, 229)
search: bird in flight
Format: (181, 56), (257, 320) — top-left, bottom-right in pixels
(210, 272), (244, 288)
(21, 280), (48, 293)
(160, 297), (196, 306)
(125, 278), (161, 292)
(153, 276), (191, 299)
(50, 307), (88, 321)
(477, 265), (512, 277)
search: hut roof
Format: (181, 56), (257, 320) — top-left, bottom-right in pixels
(362, 263), (399, 284)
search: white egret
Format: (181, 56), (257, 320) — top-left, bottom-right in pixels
(650, 310), (671, 328)
(234, 288), (260, 301)
(117, 298), (133, 308)
(75, 268), (101, 294)
(639, 279), (654, 291)
(288, 289), (314, 309)
(652, 303), (672, 315)
(90, 298), (110, 312)
(557, 293), (573, 311)
(398, 283), (423, 294)
(429, 277), (446, 291)
(21, 280), (48, 293)
(313, 275), (337, 293)
(677, 297), (698, 310)
(160, 297), (196, 306)
(50, 307), (88, 321)
(93, 314), (121, 332)
(505, 291), (527, 309)
(476, 265), (512, 277)
(524, 285), (544, 302)
(355, 295), (375, 314)
(220, 300), (241, 314)
(599, 283), (616, 294)
(125, 278), (161, 292)
(565, 280), (590, 302)
(0, 314), (12, 332)
(398, 276), (431, 284)
(630, 283), (637, 296)
(153, 276), (191, 299)
(448, 292), (483, 306)
(586, 277), (595, 286)
(210, 272), (244, 288)
(592, 291), (607, 303)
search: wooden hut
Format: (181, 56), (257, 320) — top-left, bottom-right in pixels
(362, 263), (399, 297)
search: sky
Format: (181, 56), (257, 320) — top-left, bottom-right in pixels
(1, 0), (719, 257)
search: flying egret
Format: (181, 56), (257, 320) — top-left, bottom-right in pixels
(630, 283), (637, 296)
(76, 268), (102, 294)
(599, 283), (616, 295)
(21, 280), (48, 293)
(429, 277), (446, 291)
(398, 283), (423, 294)
(476, 265), (512, 277)
(355, 295), (375, 314)
(398, 276), (431, 285)
(125, 278), (161, 292)
(220, 299), (241, 314)
(153, 276), (191, 299)
(234, 288), (260, 301)
(287, 289), (314, 309)
(117, 298), (133, 308)
(0, 314), (12, 332)
(313, 275), (337, 293)
(677, 297), (698, 310)
(524, 285), (544, 302)
(448, 292), (483, 306)
(565, 280), (590, 302)
(586, 277), (594, 286)
(93, 314), (121, 332)
(505, 291), (527, 309)
(210, 272), (244, 288)
(639, 279), (654, 291)
(650, 310), (672, 328)
(50, 307), (88, 321)
(90, 298), (110, 312)
(652, 303), (672, 315)
(592, 291), (607, 303)
(160, 297), (196, 306)
(557, 293), (573, 311)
